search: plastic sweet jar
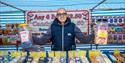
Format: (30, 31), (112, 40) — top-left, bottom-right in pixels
(95, 20), (108, 44)
(18, 24), (32, 49)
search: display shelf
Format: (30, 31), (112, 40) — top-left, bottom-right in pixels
(0, 45), (22, 51)
(0, 44), (125, 51)
(1, 42), (124, 63)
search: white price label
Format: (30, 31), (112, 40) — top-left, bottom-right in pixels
(20, 31), (29, 42)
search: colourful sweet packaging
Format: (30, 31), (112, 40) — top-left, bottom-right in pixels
(19, 24), (32, 48)
(95, 21), (108, 44)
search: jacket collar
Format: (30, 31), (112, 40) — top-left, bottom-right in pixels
(53, 17), (71, 26)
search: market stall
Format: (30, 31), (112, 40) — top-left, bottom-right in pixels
(0, 0), (125, 63)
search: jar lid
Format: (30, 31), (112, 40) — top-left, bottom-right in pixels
(19, 24), (28, 27)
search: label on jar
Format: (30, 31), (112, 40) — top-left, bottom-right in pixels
(19, 31), (30, 43)
(95, 25), (108, 44)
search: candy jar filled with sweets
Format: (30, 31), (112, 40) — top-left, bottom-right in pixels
(18, 23), (32, 49)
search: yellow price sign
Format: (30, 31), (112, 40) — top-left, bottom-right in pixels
(48, 51), (54, 57)
(30, 52), (37, 58)
(98, 30), (108, 38)
(60, 51), (66, 57)
(11, 51), (21, 58)
(79, 50), (86, 57)
(38, 51), (46, 58)
(68, 51), (73, 57)
(0, 51), (3, 56)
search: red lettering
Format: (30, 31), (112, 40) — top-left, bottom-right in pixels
(68, 14), (73, 18)
(34, 15), (45, 20)
(51, 14), (56, 19)
(46, 14), (50, 19)
(75, 14), (82, 19)
(27, 17), (33, 22)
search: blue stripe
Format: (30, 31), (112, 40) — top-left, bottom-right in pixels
(0, 11), (24, 14)
(0, 14), (24, 16)
(92, 14), (125, 16)
(0, 19), (25, 21)
(92, 12), (125, 14)
(0, 16), (24, 18)
(0, 18), (25, 19)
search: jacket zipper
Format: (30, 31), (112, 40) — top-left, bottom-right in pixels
(62, 25), (64, 51)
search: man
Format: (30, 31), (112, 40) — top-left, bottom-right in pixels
(33, 8), (93, 51)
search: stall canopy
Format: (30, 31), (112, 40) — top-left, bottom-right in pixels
(0, 0), (125, 24)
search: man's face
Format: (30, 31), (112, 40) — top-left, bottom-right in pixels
(56, 9), (68, 23)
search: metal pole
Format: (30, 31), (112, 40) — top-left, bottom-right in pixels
(0, 1), (25, 12)
(23, 11), (26, 23)
(90, 0), (107, 50)
(91, 0), (107, 12)
(93, 8), (125, 11)
(0, 11), (22, 13)
(90, 11), (93, 50)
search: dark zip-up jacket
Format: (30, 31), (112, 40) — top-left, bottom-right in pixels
(32, 18), (93, 51)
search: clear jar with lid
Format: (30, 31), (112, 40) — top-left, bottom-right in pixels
(18, 24), (32, 49)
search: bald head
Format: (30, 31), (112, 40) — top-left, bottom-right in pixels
(56, 8), (68, 25)
(57, 8), (67, 14)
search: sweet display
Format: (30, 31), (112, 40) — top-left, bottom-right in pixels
(68, 50), (89, 63)
(107, 49), (125, 63)
(0, 51), (46, 63)
(0, 1), (125, 63)
(89, 50), (112, 63)
(0, 51), (27, 63)
(0, 50), (125, 63)
(108, 54), (117, 62)
(101, 54), (112, 63)
(92, 16), (125, 44)
(108, 24), (125, 44)
(94, 19), (108, 44)
(113, 49), (125, 63)
(28, 52), (46, 63)
(0, 23), (20, 45)
(48, 51), (66, 63)
(19, 24), (33, 49)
